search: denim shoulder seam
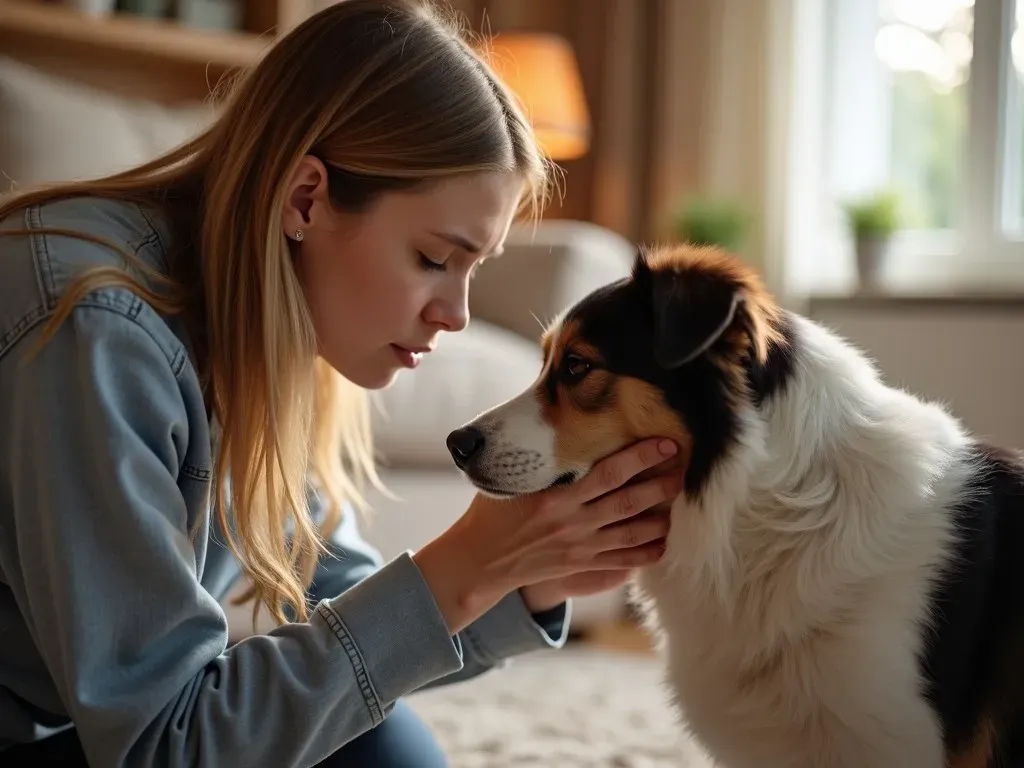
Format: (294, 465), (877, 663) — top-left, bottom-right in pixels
(28, 203), (159, 312)
(8, 202), (189, 379)
(74, 297), (190, 381)
(0, 290), (189, 383)
(315, 602), (386, 726)
(133, 203), (172, 274)
(25, 204), (56, 310)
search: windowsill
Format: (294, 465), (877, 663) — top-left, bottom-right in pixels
(796, 264), (1024, 303)
(807, 289), (1024, 311)
(789, 229), (1024, 298)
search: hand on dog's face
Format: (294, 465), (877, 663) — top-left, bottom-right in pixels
(446, 245), (769, 500)
(454, 437), (683, 614)
(414, 436), (680, 633)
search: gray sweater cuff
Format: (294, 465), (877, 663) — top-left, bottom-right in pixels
(463, 590), (572, 665)
(319, 551), (464, 720)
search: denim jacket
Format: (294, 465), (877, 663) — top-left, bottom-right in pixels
(0, 196), (570, 766)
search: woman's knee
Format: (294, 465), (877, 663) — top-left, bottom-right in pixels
(315, 699), (449, 768)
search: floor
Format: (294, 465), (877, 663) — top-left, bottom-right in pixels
(582, 619), (660, 655)
(405, 621), (708, 767)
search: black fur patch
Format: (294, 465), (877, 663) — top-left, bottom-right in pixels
(746, 310), (797, 408)
(919, 443), (1024, 766)
(560, 267), (796, 496)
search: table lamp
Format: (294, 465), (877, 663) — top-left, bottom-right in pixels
(477, 31), (591, 161)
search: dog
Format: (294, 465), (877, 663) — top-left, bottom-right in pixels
(445, 243), (1024, 767)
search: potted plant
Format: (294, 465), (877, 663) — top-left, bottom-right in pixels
(672, 195), (751, 253)
(841, 189), (902, 290)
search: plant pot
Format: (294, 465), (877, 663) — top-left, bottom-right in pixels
(854, 235), (890, 291)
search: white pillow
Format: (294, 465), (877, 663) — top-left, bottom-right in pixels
(0, 57), (213, 190)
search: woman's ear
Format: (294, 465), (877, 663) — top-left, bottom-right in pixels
(281, 154), (332, 241)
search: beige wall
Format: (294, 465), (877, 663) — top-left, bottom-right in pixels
(808, 298), (1024, 449)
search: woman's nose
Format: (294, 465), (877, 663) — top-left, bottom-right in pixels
(424, 283), (470, 332)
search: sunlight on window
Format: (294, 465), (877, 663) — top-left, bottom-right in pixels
(874, 0), (973, 230)
(889, 0), (974, 33)
(1012, 0), (1024, 227)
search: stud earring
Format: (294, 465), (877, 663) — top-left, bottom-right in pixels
(294, 229), (304, 241)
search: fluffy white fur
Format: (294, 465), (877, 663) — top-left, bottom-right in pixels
(629, 314), (976, 767)
(462, 312), (978, 768)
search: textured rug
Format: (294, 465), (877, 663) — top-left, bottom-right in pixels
(406, 644), (706, 767)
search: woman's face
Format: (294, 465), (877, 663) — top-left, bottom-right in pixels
(283, 157), (524, 389)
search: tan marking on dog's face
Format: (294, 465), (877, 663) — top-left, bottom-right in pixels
(551, 376), (692, 469)
(540, 316), (577, 362)
(948, 716), (995, 768)
(538, 320), (692, 476)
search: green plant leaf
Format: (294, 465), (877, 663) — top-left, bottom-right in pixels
(672, 196), (750, 251)
(841, 188), (903, 238)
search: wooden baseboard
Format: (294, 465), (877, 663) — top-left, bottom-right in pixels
(578, 620), (657, 655)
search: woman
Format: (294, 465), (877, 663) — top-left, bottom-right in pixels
(0, 0), (680, 765)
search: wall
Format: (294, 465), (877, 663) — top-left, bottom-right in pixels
(808, 297), (1024, 450)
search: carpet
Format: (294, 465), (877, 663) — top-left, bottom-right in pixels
(406, 643), (706, 767)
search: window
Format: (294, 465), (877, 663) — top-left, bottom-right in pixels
(797, 0), (1024, 292)
(876, 0), (971, 231)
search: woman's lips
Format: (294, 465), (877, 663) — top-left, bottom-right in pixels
(390, 344), (426, 368)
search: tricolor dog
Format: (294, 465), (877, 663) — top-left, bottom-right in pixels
(446, 244), (1024, 767)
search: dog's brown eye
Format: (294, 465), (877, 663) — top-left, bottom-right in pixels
(561, 354), (591, 383)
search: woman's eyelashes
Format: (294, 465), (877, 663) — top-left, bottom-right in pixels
(418, 251), (446, 272)
(418, 250), (488, 278)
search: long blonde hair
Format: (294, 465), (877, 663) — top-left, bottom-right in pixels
(0, 0), (551, 626)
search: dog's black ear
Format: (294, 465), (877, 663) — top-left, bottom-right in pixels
(651, 269), (742, 368)
(631, 246), (652, 281)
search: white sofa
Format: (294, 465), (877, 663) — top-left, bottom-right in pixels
(0, 56), (638, 633)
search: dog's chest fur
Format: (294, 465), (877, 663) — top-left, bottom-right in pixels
(632, 543), (946, 767)
(628, 319), (974, 767)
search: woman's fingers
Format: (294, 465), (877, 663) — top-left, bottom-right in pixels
(555, 569), (634, 598)
(588, 473), (682, 529)
(572, 438), (678, 504)
(592, 540), (666, 569)
(590, 509), (671, 554)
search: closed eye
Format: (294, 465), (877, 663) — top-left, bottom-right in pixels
(419, 252), (446, 272)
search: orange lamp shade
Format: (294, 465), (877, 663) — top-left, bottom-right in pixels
(477, 32), (591, 161)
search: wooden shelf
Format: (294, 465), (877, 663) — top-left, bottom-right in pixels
(0, 1), (271, 73)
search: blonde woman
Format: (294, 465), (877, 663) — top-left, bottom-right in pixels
(0, 1), (679, 765)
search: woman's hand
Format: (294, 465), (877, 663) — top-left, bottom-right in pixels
(518, 567), (642, 614)
(517, 486), (674, 612)
(413, 438), (681, 634)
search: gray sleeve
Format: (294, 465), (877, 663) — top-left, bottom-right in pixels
(1, 304), (467, 768)
(309, 497), (572, 690)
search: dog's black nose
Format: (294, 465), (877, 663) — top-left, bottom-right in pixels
(447, 426), (485, 468)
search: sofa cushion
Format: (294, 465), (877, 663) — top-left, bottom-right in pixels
(0, 57), (212, 189)
(372, 319), (542, 468)
(471, 219), (634, 342)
